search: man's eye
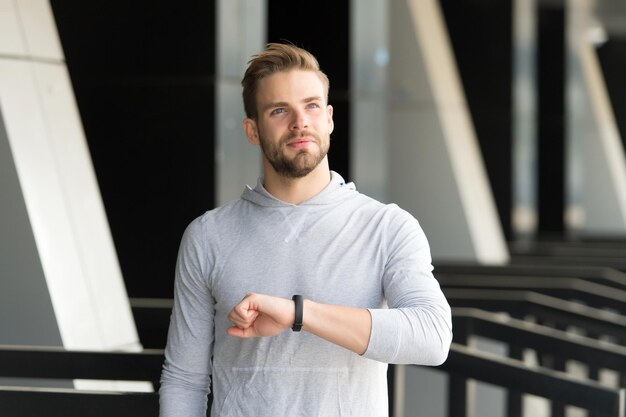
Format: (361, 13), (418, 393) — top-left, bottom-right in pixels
(306, 103), (320, 109)
(271, 108), (285, 115)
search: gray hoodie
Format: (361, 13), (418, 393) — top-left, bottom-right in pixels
(159, 171), (452, 417)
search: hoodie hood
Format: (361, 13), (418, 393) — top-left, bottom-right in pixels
(241, 171), (357, 207)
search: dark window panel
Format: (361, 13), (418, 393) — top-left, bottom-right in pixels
(50, 1), (216, 298)
(439, 0), (514, 239)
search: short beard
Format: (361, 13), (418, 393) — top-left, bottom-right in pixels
(259, 130), (329, 178)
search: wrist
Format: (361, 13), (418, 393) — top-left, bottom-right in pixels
(301, 299), (315, 332)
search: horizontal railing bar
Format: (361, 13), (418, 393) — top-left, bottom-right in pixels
(511, 255), (626, 272)
(0, 346), (164, 383)
(444, 289), (626, 340)
(130, 298), (174, 309)
(0, 386), (159, 417)
(452, 308), (626, 371)
(440, 276), (626, 314)
(509, 242), (626, 258)
(434, 263), (626, 289)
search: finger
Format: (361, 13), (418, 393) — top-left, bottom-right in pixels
(228, 312), (251, 328)
(247, 310), (259, 323)
(227, 325), (257, 338)
(227, 326), (244, 337)
(232, 304), (259, 319)
(227, 310), (244, 326)
(228, 308), (259, 328)
(236, 304), (249, 318)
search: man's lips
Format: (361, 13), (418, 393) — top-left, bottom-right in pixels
(287, 138), (315, 148)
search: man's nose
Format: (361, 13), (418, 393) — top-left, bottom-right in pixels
(290, 109), (308, 130)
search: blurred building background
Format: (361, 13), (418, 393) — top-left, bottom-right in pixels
(2, 0), (626, 416)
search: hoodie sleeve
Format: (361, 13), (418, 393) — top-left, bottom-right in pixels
(159, 218), (214, 417)
(362, 208), (452, 365)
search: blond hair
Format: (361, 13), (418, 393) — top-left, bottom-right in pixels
(241, 43), (330, 119)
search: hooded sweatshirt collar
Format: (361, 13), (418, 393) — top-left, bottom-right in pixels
(241, 171), (357, 207)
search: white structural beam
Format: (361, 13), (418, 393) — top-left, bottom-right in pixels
(0, 0), (140, 354)
(566, 0), (626, 235)
(387, 0), (509, 263)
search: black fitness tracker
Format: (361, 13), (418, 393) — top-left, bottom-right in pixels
(292, 294), (303, 332)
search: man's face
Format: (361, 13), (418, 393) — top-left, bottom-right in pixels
(246, 69), (334, 178)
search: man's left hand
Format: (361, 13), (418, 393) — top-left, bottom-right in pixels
(227, 293), (295, 338)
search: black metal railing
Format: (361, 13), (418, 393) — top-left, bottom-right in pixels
(0, 344), (164, 417)
(437, 343), (625, 417)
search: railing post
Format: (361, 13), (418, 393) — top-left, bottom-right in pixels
(448, 317), (469, 417)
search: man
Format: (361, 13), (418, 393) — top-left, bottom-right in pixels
(159, 43), (452, 417)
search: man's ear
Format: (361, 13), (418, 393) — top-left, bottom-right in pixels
(243, 118), (259, 145)
(327, 105), (334, 134)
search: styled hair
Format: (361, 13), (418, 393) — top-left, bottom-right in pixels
(241, 43), (330, 119)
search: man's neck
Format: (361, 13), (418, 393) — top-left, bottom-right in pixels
(262, 159), (332, 205)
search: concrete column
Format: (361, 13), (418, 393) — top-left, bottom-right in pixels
(215, 0), (265, 205)
(512, 0), (539, 239)
(388, 0), (509, 263)
(350, 0), (389, 202)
